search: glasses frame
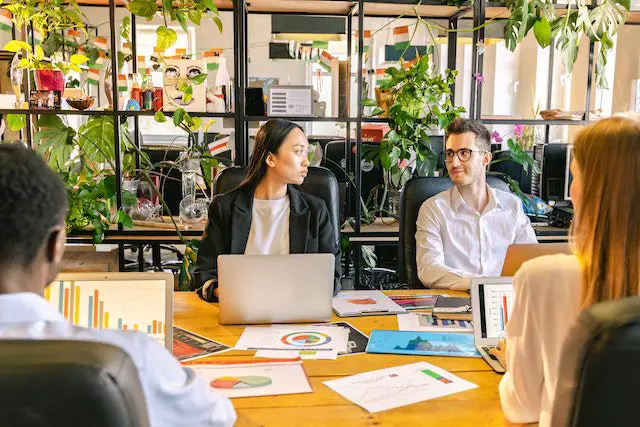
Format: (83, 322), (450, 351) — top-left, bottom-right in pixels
(442, 148), (488, 163)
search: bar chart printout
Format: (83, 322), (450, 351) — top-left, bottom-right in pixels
(44, 280), (167, 346)
(483, 284), (515, 339)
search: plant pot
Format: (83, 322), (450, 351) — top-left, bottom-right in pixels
(34, 69), (65, 92)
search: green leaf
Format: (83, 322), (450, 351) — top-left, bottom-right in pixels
(213, 16), (223, 33)
(34, 115), (77, 171)
(154, 110), (167, 122)
(70, 53), (89, 65)
(361, 98), (377, 107)
(116, 209), (133, 228)
(127, 0), (158, 18)
(156, 26), (177, 51)
(371, 107), (383, 116)
(533, 16), (552, 48)
(103, 175), (117, 198)
(3, 40), (32, 53)
(189, 73), (208, 85)
(35, 44), (44, 60)
(176, 12), (188, 32)
(7, 114), (26, 131)
(204, 0), (219, 13)
(182, 85), (193, 103)
(173, 108), (185, 126)
(188, 9), (202, 25)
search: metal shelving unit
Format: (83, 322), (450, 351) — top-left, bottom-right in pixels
(10, 0), (635, 280)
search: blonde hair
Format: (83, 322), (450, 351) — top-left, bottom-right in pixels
(573, 114), (640, 307)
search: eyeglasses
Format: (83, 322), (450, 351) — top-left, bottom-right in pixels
(443, 148), (487, 163)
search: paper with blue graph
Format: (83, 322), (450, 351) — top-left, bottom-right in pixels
(323, 362), (478, 412)
(366, 330), (480, 357)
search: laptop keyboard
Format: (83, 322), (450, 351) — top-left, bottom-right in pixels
(482, 346), (499, 361)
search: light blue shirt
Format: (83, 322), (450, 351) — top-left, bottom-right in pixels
(0, 292), (236, 427)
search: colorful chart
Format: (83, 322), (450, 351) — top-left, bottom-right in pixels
(281, 332), (332, 347)
(211, 376), (272, 389)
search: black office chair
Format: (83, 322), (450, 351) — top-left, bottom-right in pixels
(551, 296), (640, 427)
(398, 176), (510, 287)
(213, 165), (341, 245)
(0, 340), (149, 427)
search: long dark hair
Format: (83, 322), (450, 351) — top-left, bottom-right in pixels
(236, 119), (304, 190)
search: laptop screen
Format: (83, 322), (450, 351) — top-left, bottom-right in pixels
(478, 282), (515, 339)
(47, 273), (173, 351)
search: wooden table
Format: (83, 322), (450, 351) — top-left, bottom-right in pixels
(173, 290), (535, 427)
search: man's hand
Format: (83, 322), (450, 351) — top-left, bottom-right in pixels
(488, 338), (507, 367)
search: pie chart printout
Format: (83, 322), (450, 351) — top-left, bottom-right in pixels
(211, 376), (272, 389)
(280, 332), (332, 347)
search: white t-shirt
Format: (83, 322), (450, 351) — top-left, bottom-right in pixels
(499, 253), (582, 426)
(244, 196), (291, 255)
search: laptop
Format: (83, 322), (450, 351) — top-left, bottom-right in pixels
(471, 277), (514, 373)
(48, 272), (174, 352)
(501, 243), (571, 276)
(217, 254), (334, 325)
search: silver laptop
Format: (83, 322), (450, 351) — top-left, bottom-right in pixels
(217, 254), (334, 325)
(471, 277), (514, 373)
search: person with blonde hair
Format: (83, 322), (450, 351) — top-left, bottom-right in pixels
(490, 114), (640, 426)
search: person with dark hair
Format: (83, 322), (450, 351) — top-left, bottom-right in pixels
(415, 118), (536, 290)
(194, 119), (341, 301)
(0, 143), (236, 427)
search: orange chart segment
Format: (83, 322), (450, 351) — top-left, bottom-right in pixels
(211, 376), (272, 389)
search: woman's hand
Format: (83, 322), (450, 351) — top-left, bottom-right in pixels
(488, 338), (507, 367)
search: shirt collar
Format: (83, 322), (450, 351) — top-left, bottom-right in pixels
(0, 292), (65, 324)
(450, 183), (503, 213)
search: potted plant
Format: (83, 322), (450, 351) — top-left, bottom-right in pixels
(364, 54), (464, 217)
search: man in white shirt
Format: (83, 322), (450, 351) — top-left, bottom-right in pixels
(0, 144), (236, 427)
(416, 118), (537, 290)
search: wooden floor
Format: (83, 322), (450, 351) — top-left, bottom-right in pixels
(173, 290), (536, 426)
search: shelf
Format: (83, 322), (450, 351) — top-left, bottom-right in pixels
(480, 118), (590, 126)
(0, 108), (113, 116)
(122, 111), (236, 118)
(243, 116), (353, 122)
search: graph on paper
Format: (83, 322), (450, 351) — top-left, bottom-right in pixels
(44, 279), (168, 347)
(482, 283), (515, 339)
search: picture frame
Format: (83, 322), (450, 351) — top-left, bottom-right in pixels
(29, 90), (61, 110)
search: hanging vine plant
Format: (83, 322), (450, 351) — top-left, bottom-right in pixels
(504, 0), (630, 89)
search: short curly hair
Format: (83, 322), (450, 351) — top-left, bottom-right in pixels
(0, 143), (67, 265)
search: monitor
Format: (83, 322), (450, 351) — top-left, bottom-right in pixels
(46, 272), (174, 352)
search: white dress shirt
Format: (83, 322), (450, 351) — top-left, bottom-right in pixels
(244, 196), (290, 255)
(415, 185), (537, 290)
(499, 253), (582, 426)
(0, 292), (236, 427)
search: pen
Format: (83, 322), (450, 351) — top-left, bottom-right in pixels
(361, 309), (390, 313)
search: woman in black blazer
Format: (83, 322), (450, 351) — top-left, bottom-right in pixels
(194, 119), (341, 302)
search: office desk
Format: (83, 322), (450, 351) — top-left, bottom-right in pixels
(173, 290), (534, 427)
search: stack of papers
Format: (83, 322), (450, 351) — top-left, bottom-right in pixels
(235, 325), (350, 360)
(323, 362), (478, 412)
(332, 290), (406, 317)
(190, 359), (312, 398)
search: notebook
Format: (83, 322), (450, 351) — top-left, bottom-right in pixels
(432, 296), (472, 321)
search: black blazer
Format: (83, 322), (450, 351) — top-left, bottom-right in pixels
(194, 184), (342, 301)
